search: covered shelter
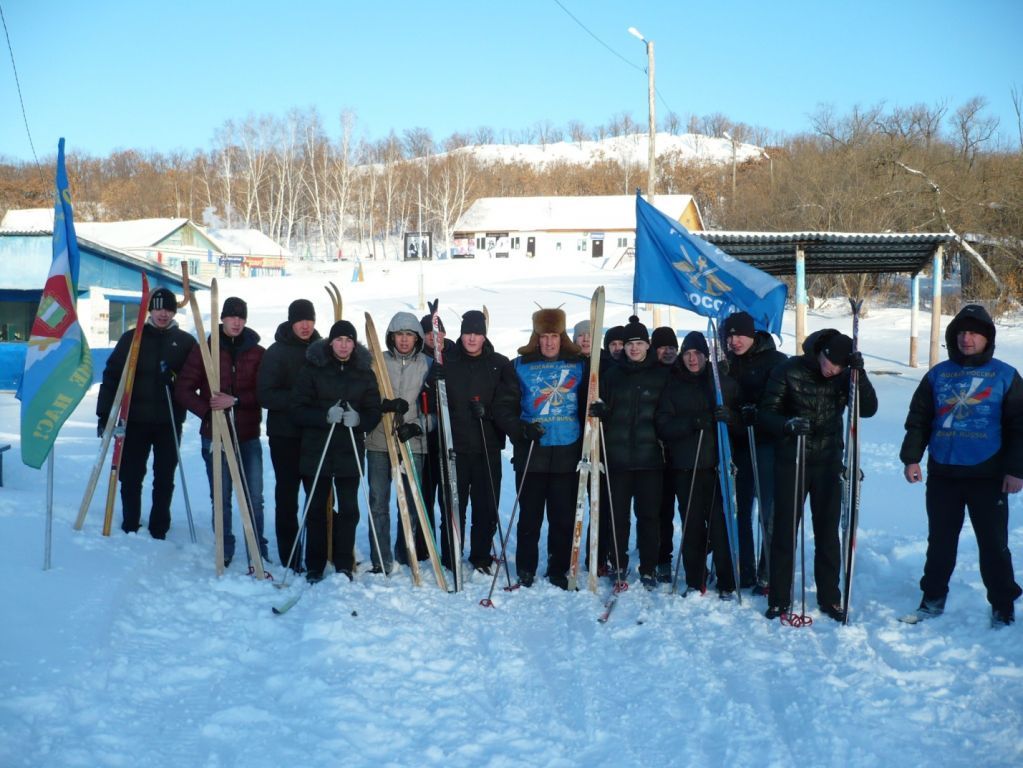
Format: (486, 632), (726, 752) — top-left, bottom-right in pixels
(694, 230), (957, 368)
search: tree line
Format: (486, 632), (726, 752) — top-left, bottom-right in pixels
(1, 99), (1020, 301)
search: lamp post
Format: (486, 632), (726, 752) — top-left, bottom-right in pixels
(629, 26), (658, 323)
(723, 130), (737, 201)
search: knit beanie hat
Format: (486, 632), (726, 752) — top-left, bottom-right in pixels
(603, 325), (626, 351)
(221, 296), (248, 320)
(328, 319), (358, 343)
(148, 287), (177, 314)
(421, 314), (445, 335)
(622, 315), (649, 344)
(722, 311), (755, 339)
(650, 326), (679, 350)
(573, 319), (591, 340)
(288, 299), (316, 324)
(681, 331), (709, 356)
(460, 310), (487, 336)
(822, 333), (853, 366)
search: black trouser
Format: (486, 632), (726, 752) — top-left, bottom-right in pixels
(515, 470), (577, 577)
(678, 469), (734, 591)
(608, 468), (662, 576)
(658, 464), (679, 566)
(119, 420), (181, 539)
(269, 435), (303, 570)
(419, 430), (446, 560)
(303, 474), (359, 576)
(921, 474), (1022, 609)
(735, 440), (776, 587)
(439, 451), (501, 570)
(769, 454), (843, 609)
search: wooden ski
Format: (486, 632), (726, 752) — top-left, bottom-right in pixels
(101, 275), (150, 536)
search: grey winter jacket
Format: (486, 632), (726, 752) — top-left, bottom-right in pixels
(366, 312), (431, 454)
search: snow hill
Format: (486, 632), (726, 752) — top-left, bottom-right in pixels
(1, 256), (1020, 767)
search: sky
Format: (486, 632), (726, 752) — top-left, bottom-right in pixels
(1, 0), (1021, 164)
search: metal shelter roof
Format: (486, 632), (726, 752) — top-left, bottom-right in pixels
(693, 231), (956, 276)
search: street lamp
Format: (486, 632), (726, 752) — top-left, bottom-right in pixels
(723, 131), (737, 201)
(628, 27), (655, 202)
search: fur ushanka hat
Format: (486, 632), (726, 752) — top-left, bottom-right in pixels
(517, 307), (582, 356)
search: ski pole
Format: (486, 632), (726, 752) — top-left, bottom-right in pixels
(747, 426), (770, 581)
(598, 422), (628, 594)
(474, 398), (513, 589)
(277, 400), (340, 590)
(346, 419), (388, 576)
(783, 434), (812, 628)
(671, 429), (704, 595)
(226, 408), (262, 567)
(480, 440), (536, 607)
(164, 383), (196, 544)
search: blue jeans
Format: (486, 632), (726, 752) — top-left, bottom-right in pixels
(202, 435), (268, 563)
(367, 450), (427, 569)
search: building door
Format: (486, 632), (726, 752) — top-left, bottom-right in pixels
(591, 238), (604, 258)
(526, 237), (535, 258)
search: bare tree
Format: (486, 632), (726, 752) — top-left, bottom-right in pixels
(952, 97), (999, 169)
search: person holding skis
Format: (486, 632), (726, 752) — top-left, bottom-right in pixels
(290, 319), (382, 582)
(428, 309), (515, 576)
(759, 328), (877, 622)
(418, 313), (454, 558)
(97, 287), (195, 539)
(494, 307), (586, 588)
(365, 312), (431, 573)
(656, 331), (741, 598)
(588, 315), (670, 588)
(651, 326), (681, 583)
(176, 296), (268, 567)
(257, 298), (321, 573)
(900, 304), (1023, 626)
(722, 311), (788, 593)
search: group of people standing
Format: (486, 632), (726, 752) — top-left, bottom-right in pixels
(97, 289), (1021, 626)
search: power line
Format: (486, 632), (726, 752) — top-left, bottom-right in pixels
(0, 2), (45, 182)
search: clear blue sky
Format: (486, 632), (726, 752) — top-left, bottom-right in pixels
(2, 0), (1021, 163)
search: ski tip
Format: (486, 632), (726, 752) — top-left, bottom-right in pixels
(427, 298), (439, 314)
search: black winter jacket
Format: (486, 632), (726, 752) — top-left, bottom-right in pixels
(98, 319), (196, 426)
(725, 330), (787, 445)
(257, 321), (322, 439)
(759, 329), (878, 462)
(656, 362), (741, 471)
(291, 340), (382, 478)
(599, 353), (670, 471)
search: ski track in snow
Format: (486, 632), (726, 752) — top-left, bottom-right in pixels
(1, 261), (1021, 767)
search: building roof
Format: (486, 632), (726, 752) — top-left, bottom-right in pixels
(456, 194), (702, 233)
(695, 230), (956, 275)
(205, 227), (291, 258)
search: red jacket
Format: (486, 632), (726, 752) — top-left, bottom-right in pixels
(174, 326), (265, 442)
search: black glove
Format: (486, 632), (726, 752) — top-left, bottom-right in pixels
(522, 421), (545, 441)
(97, 417), (106, 438)
(784, 417), (811, 436)
(692, 413), (712, 431)
(469, 399), (487, 420)
(713, 406), (736, 425)
(159, 361), (175, 387)
(588, 400), (609, 420)
(381, 397), (409, 415)
(847, 351), (864, 371)
(432, 364), (446, 380)
(396, 423), (423, 443)
(740, 404), (757, 427)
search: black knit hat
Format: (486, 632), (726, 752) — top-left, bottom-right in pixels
(682, 331), (709, 356)
(288, 299), (315, 324)
(650, 326), (678, 350)
(955, 316), (992, 339)
(822, 333), (853, 366)
(722, 311), (755, 339)
(460, 310), (487, 336)
(603, 325), (625, 350)
(148, 287), (177, 314)
(622, 315), (649, 344)
(328, 319), (358, 343)
(421, 314), (445, 335)
(221, 296), (248, 320)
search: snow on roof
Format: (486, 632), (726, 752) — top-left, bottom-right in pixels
(456, 194), (699, 233)
(74, 218), (190, 248)
(205, 227), (291, 258)
(0, 208), (53, 230)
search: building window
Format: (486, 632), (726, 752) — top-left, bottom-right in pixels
(107, 301), (141, 342)
(617, 237), (628, 248)
(0, 300), (35, 342)
(511, 236), (520, 250)
(577, 239), (588, 252)
(476, 236), (486, 250)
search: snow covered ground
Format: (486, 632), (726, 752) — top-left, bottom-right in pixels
(1, 256), (1021, 767)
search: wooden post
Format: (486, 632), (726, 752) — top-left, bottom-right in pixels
(928, 245), (943, 369)
(795, 246), (807, 352)
(909, 273), (920, 368)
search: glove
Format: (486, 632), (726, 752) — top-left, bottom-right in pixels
(341, 404), (361, 428)
(381, 397), (409, 415)
(692, 413), (711, 431)
(97, 417), (106, 438)
(112, 423), (126, 439)
(740, 404), (757, 427)
(784, 417), (811, 436)
(522, 421), (545, 441)
(588, 400), (609, 420)
(713, 406), (736, 425)
(396, 423), (423, 443)
(326, 405), (345, 424)
(159, 361), (175, 387)
(469, 399), (487, 420)
(432, 364), (446, 381)
(847, 351), (864, 371)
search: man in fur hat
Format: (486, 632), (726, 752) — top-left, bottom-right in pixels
(98, 287), (195, 539)
(495, 308), (587, 588)
(901, 304), (1023, 626)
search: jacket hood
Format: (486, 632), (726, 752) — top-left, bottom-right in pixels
(274, 319), (321, 345)
(945, 304), (996, 366)
(306, 338), (374, 370)
(749, 330), (779, 356)
(802, 328), (841, 357)
(385, 311), (424, 354)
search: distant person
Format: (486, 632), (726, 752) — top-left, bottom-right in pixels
(650, 325), (680, 582)
(900, 304), (1023, 627)
(573, 319), (592, 358)
(98, 287), (195, 539)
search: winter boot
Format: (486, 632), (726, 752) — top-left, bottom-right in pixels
(991, 603), (1015, 628)
(918, 594), (946, 618)
(655, 562), (672, 584)
(765, 605), (789, 620)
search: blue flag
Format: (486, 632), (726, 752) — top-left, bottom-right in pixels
(633, 193), (787, 335)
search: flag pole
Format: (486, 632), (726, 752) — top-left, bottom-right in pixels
(44, 448), (54, 570)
